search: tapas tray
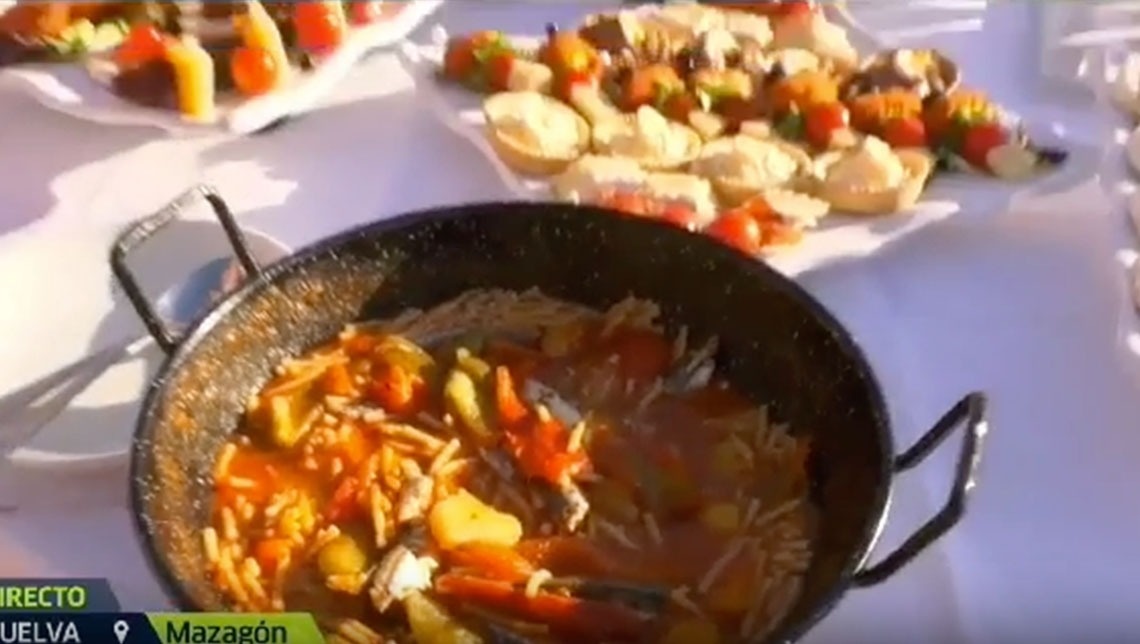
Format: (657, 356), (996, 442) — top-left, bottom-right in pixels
(399, 2), (1094, 273)
(0, 0), (443, 135)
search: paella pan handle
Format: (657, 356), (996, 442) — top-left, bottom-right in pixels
(109, 184), (264, 355)
(851, 392), (988, 587)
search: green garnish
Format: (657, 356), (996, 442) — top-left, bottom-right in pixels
(775, 112), (805, 140)
(693, 82), (739, 110)
(44, 19), (129, 58)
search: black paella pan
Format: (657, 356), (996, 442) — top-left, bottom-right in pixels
(114, 185), (986, 643)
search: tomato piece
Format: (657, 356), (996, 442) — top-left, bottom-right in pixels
(294, 1), (348, 52)
(115, 23), (166, 68)
(230, 46), (280, 97)
(759, 220), (804, 247)
(659, 203), (700, 230)
(506, 416), (589, 485)
(348, 0), (394, 24)
(881, 116), (927, 148)
(442, 38), (478, 81)
(599, 191), (651, 216)
(494, 365), (530, 427)
(661, 92), (697, 122)
(623, 64), (683, 111)
(803, 102), (849, 149)
(959, 122), (1008, 170)
(319, 362), (355, 397)
(553, 69), (594, 103)
(706, 211), (763, 255)
(326, 476), (363, 522)
(485, 52), (515, 92)
(253, 538), (293, 575)
(777, 1), (814, 18)
(368, 363), (425, 415)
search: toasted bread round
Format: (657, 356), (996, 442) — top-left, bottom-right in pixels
(813, 148), (933, 216)
(692, 135), (813, 206)
(590, 112), (703, 171)
(483, 92), (591, 177)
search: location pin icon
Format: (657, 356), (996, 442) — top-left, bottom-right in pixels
(113, 620), (130, 643)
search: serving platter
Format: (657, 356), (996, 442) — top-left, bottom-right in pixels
(0, 0), (443, 135)
(399, 3), (1095, 274)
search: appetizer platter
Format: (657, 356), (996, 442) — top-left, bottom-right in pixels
(0, 0), (444, 133)
(401, 1), (1080, 264)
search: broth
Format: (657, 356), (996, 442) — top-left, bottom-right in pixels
(204, 290), (816, 644)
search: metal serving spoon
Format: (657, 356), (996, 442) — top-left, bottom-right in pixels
(0, 256), (245, 462)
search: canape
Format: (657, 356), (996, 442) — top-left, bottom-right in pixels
(483, 91), (591, 176)
(690, 134), (813, 205)
(812, 135), (933, 215)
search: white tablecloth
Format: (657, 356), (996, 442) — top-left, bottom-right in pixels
(1, 3), (1139, 643)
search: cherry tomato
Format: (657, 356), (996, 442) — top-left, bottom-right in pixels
(706, 211), (763, 255)
(960, 122), (1008, 170)
(115, 23), (166, 68)
(661, 92), (697, 122)
(442, 39), (477, 81)
(485, 52), (515, 92)
(294, 1), (348, 52)
(659, 203), (700, 230)
(718, 96), (761, 127)
(348, 1), (395, 25)
(881, 117), (927, 148)
(230, 46), (279, 97)
(623, 64), (683, 111)
(777, 1), (814, 18)
(601, 191), (652, 216)
(803, 102), (849, 149)
(368, 363), (425, 415)
(553, 69), (594, 102)
(759, 220), (803, 247)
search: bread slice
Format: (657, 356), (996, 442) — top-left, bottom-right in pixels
(813, 147), (933, 216)
(483, 91), (591, 177)
(691, 135), (813, 206)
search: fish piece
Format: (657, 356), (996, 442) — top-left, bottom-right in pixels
(481, 447), (589, 534)
(395, 464), (435, 525)
(371, 464), (440, 614)
(521, 380), (582, 427)
(368, 543), (438, 614)
(553, 476), (589, 533)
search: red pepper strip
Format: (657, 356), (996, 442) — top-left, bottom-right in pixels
(444, 543), (536, 584)
(434, 574), (650, 641)
(494, 366), (530, 427)
(516, 537), (625, 578)
(326, 476), (362, 523)
(503, 416), (590, 486)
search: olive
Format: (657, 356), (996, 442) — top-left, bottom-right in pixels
(764, 62), (787, 85)
(675, 47), (698, 73)
(545, 22), (559, 40)
(922, 88), (946, 109)
(1035, 146), (1069, 166)
(317, 534), (369, 577)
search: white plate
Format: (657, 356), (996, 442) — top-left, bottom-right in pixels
(398, 5), (1098, 275)
(0, 0), (443, 135)
(5, 223), (292, 470)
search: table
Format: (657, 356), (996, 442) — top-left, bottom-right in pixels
(1, 2), (1139, 642)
